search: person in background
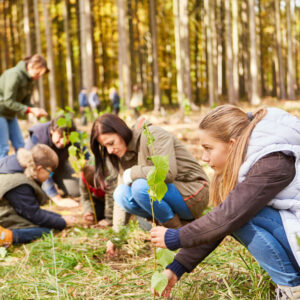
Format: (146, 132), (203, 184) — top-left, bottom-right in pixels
(130, 84), (143, 118)
(25, 116), (85, 208)
(0, 54), (48, 158)
(0, 144), (76, 248)
(80, 164), (105, 223)
(88, 86), (101, 118)
(150, 105), (300, 300)
(79, 87), (89, 125)
(109, 88), (120, 115)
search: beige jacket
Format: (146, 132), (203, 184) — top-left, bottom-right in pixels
(105, 117), (209, 230)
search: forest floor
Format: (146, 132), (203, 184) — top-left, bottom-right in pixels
(1, 97), (300, 299)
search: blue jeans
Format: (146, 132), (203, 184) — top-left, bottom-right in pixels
(0, 117), (25, 158)
(234, 207), (300, 286)
(114, 178), (194, 223)
(12, 227), (51, 244)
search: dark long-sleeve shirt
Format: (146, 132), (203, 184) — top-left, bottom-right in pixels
(4, 184), (66, 230)
(165, 152), (296, 279)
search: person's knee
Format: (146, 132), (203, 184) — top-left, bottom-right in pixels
(0, 145), (9, 158)
(131, 179), (148, 202)
(113, 184), (130, 207)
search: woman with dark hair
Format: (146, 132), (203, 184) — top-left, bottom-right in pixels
(0, 54), (49, 158)
(90, 113), (209, 232)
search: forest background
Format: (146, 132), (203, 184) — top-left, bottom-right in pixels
(0, 0), (299, 116)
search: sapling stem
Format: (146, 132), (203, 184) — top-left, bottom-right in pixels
(83, 178), (98, 224)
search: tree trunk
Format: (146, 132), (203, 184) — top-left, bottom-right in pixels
(24, 0), (32, 56)
(258, 0), (266, 96)
(149, 0), (161, 112)
(79, 0), (94, 91)
(274, 0), (286, 99)
(286, 0), (296, 99)
(1, 1), (9, 69)
(225, 0), (235, 104)
(117, 0), (131, 107)
(64, 0), (75, 109)
(248, 0), (260, 105)
(42, 0), (57, 116)
(204, 0), (215, 106)
(232, 0), (239, 102)
(33, 0), (45, 109)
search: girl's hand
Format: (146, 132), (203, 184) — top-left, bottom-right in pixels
(152, 269), (178, 298)
(150, 226), (168, 248)
(84, 212), (95, 222)
(63, 215), (77, 226)
(30, 107), (48, 118)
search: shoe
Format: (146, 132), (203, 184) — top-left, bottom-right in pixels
(0, 226), (13, 248)
(276, 285), (300, 300)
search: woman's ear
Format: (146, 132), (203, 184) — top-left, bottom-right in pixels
(36, 165), (42, 172)
(229, 138), (237, 145)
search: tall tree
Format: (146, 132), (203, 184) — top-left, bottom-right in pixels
(232, 0), (239, 101)
(149, 0), (161, 111)
(117, 0), (132, 107)
(225, 0), (235, 104)
(286, 0), (296, 99)
(33, 0), (45, 109)
(204, 0), (216, 106)
(42, 0), (57, 116)
(24, 0), (32, 56)
(274, 0), (286, 99)
(79, 0), (94, 91)
(248, 0), (260, 105)
(64, 0), (75, 109)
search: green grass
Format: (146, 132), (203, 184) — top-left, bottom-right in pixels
(0, 221), (274, 299)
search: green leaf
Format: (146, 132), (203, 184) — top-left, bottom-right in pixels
(156, 248), (175, 268)
(39, 117), (48, 124)
(57, 117), (67, 128)
(69, 131), (79, 144)
(151, 271), (168, 296)
(65, 106), (75, 113)
(154, 182), (168, 203)
(0, 247), (7, 259)
(68, 145), (77, 157)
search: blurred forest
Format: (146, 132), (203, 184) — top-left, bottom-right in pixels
(0, 0), (299, 116)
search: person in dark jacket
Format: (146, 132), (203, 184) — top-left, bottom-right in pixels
(0, 144), (76, 247)
(25, 116), (85, 208)
(109, 88), (120, 115)
(150, 105), (300, 299)
(79, 87), (89, 125)
(0, 54), (49, 158)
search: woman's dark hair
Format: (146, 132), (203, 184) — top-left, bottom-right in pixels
(50, 116), (77, 135)
(90, 114), (132, 189)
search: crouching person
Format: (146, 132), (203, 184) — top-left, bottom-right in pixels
(0, 144), (76, 247)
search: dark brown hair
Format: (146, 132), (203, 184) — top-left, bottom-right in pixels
(90, 114), (132, 189)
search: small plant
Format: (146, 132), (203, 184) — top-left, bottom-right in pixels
(182, 97), (191, 115)
(142, 123), (175, 298)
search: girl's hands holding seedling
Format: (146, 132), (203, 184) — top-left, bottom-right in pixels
(150, 226), (168, 248)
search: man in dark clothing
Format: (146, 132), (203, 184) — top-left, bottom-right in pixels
(0, 144), (76, 247)
(78, 87), (89, 125)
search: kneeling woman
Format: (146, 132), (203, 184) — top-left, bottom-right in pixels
(90, 114), (209, 229)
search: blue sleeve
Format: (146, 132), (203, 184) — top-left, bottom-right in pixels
(164, 228), (182, 250)
(41, 177), (59, 198)
(5, 184), (66, 230)
(166, 260), (189, 280)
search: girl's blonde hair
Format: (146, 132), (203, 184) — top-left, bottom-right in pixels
(199, 104), (267, 206)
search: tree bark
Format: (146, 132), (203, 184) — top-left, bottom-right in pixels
(33, 0), (45, 109)
(248, 0), (260, 105)
(42, 0), (57, 116)
(149, 0), (161, 111)
(286, 0), (296, 99)
(24, 0), (32, 56)
(232, 0), (239, 102)
(274, 0), (286, 99)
